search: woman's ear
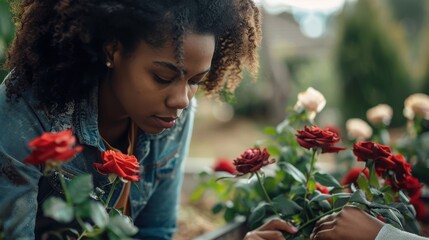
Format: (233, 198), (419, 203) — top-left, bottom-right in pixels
(104, 40), (120, 68)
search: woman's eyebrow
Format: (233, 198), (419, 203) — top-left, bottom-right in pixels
(152, 61), (211, 76)
(152, 61), (184, 74)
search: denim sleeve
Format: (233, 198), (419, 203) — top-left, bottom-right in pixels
(133, 102), (196, 240)
(0, 84), (45, 239)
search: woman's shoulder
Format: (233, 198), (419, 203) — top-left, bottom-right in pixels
(0, 80), (51, 131)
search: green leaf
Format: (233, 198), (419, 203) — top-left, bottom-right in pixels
(389, 202), (415, 219)
(310, 194), (331, 203)
(330, 193), (351, 208)
(272, 195), (302, 217)
(368, 162), (379, 188)
(398, 190), (409, 203)
(224, 207), (236, 222)
(281, 162), (306, 183)
(43, 197), (74, 223)
(290, 185), (306, 197)
(89, 201), (109, 228)
(248, 203), (268, 228)
(307, 178), (316, 194)
(107, 214), (138, 238)
(190, 185), (206, 202)
(371, 208), (404, 230)
(263, 127), (277, 136)
(314, 172), (341, 188)
(263, 177), (278, 193)
(349, 190), (371, 206)
(356, 173), (372, 200)
(212, 203), (224, 214)
(68, 174), (93, 204)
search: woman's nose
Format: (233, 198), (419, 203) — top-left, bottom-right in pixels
(166, 83), (191, 110)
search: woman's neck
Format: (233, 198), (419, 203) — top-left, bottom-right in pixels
(98, 79), (130, 148)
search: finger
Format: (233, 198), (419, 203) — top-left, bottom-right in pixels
(251, 230), (285, 240)
(311, 228), (336, 240)
(259, 219), (298, 234)
(315, 214), (335, 228)
(243, 231), (267, 240)
(315, 220), (336, 232)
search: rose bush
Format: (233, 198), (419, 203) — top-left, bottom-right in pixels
(23, 129), (139, 239)
(192, 87), (427, 239)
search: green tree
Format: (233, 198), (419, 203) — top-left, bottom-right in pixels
(335, 0), (414, 127)
(0, 0), (15, 82)
(416, 2), (429, 95)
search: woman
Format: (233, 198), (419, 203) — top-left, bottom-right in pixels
(0, 0), (297, 239)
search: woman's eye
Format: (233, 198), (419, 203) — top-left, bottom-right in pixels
(154, 74), (174, 84)
(189, 78), (205, 86)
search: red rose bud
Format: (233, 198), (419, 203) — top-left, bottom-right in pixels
(213, 158), (237, 175)
(94, 150), (141, 182)
(341, 166), (369, 185)
(316, 182), (330, 194)
(24, 129), (83, 165)
(352, 142), (394, 175)
(233, 148), (276, 176)
(295, 125), (346, 153)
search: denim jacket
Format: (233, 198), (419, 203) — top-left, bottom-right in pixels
(0, 77), (195, 240)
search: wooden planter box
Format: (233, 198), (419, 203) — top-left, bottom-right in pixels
(194, 217), (247, 240)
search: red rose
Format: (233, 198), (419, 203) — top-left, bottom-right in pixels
(410, 198), (428, 221)
(397, 175), (422, 201)
(24, 129), (83, 165)
(316, 182), (330, 194)
(295, 125), (346, 153)
(94, 150), (141, 182)
(390, 154), (411, 181)
(213, 158), (237, 175)
(352, 141), (394, 175)
(341, 166), (369, 185)
(233, 148), (276, 176)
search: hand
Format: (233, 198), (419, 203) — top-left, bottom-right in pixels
(243, 218), (298, 240)
(310, 205), (384, 240)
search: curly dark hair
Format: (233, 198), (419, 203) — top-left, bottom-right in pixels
(6, 0), (261, 113)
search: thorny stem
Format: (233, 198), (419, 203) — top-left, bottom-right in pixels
(57, 167), (72, 205)
(255, 171), (281, 218)
(297, 206), (343, 232)
(304, 150), (318, 201)
(105, 178), (120, 208)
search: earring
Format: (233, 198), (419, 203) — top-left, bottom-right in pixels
(106, 61), (112, 68)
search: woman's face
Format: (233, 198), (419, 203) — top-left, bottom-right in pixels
(107, 33), (215, 134)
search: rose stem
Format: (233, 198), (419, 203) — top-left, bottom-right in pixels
(255, 171), (281, 218)
(104, 178), (120, 208)
(58, 167), (72, 205)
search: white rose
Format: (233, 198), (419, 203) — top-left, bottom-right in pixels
(403, 93), (429, 120)
(294, 87), (326, 121)
(366, 104), (393, 126)
(346, 118), (373, 140)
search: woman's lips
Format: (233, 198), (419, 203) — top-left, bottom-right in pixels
(154, 116), (177, 128)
